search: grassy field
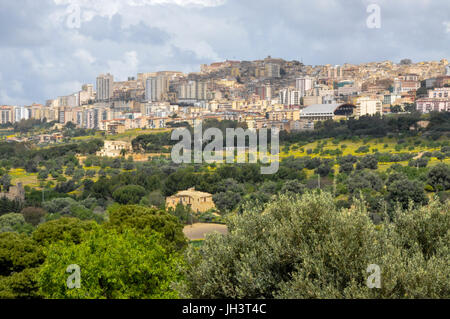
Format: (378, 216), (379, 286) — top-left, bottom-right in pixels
(281, 137), (443, 158)
(279, 137), (449, 177)
(70, 128), (173, 143)
(9, 168), (39, 188)
(7, 135), (449, 192)
(106, 128), (172, 142)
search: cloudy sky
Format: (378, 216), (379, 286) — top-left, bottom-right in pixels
(0, 0), (449, 105)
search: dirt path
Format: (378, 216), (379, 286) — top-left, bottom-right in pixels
(183, 223), (228, 240)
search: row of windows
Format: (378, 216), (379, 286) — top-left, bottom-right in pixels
(433, 93), (449, 98)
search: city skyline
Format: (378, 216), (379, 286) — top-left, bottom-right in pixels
(0, 0), (449, 105)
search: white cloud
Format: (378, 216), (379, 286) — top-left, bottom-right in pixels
(74, 49), (96, 64)
(53, 0), (226, 21)
(444, 21), (450, 33)
(107, 51), (139, 81)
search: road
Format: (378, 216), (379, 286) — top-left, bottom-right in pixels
(183, 223), (228, 240)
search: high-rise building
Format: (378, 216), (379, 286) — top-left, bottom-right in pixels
(96, 73), (114, 101)
(327, 65), (344, 79)
(14, 106), (29, 122)
(446, 65), (450, 76)
(296, 77), (315, 97)
(0, 106), (13, 124)
(255, 85), (272, 101)
(265, 63), (281, 78)
(156, 74), (169, 101)
(279, 89), (302, 106)
(146, 74), (170, 102)
(145, 77), (157, 102)
(393, 75), (420, 94)
(178, 80), (208, 101)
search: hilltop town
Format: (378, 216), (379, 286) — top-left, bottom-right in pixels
(1, 57), (449, 141)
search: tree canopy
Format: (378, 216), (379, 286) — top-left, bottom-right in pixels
(180, 192), (449, 299)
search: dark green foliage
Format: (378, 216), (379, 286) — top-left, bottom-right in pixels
(387, 179), (428, 209)
(112, 185), (147, 205)
(32, 217), (97, 246)
(427, 163), (450, 191)
(21, 207), (46, 227)
(105, 205), (187, 251)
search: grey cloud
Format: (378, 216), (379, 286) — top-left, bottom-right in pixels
(0, 0), (449, 105)
(78, 14), (170, 45)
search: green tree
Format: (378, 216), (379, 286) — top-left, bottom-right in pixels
(427, 163), (450, 191)
(281, 180), (306, 195)
(387, 179), (428, 209)
(39, 228), (183, 299)
(32, 218), (97, 246)
(106, 205), (187, 251)
(21, 207), (46, 227)
(0, 213), (33, 234)
(0, 174), (11, 192)
(0, 232), (45, 298)
(112, 185), (147, 205)
(348, 170), (383, 194)
(213, 191), (242, 213)
(180, 193), (449, 299)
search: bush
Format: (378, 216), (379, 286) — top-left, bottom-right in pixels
(112, 185), (147, 205)
(0, 213), (33, 234)
(39, 227), (184, 299)
(32, 217), (97, 246)
(105, 205), (186, 251)
(21, 207), (46, 226)
(427, 164), (450, 191)
(180, 193), (450, 299)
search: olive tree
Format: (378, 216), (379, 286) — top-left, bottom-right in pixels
(179, 192), (449, 299)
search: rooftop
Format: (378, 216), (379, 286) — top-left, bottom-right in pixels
(301, 103), (343, 115)
(173, 188), (213, 198)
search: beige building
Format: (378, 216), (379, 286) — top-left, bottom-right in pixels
(303, 96), (322, 106)
(0, 183), (25, 202)
(104, 121), (126, 135)
(96, 140), (133, 157)
(268, 110), (300, 121)
(166, 188), (216, 213)
(355, 97), (383, 116)
(0, 106), (14, 124)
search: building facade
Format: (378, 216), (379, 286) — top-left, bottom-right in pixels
(166, 188), (216, 213)
(355, 97), (383, 116)
(96, 73), (114, 101)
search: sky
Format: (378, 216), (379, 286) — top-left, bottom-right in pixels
(0, 0), (449, 105)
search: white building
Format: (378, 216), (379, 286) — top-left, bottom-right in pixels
(14, 106), (30, 122)
(279, 89), (302, 106)
(296, 77), (314, 97)
(355, 97), (383, 116)
(428, 87), (450, 99)
(416, 98), (450, 113)
(78, 84), (95, 106)
(383, 94), (402, 105)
